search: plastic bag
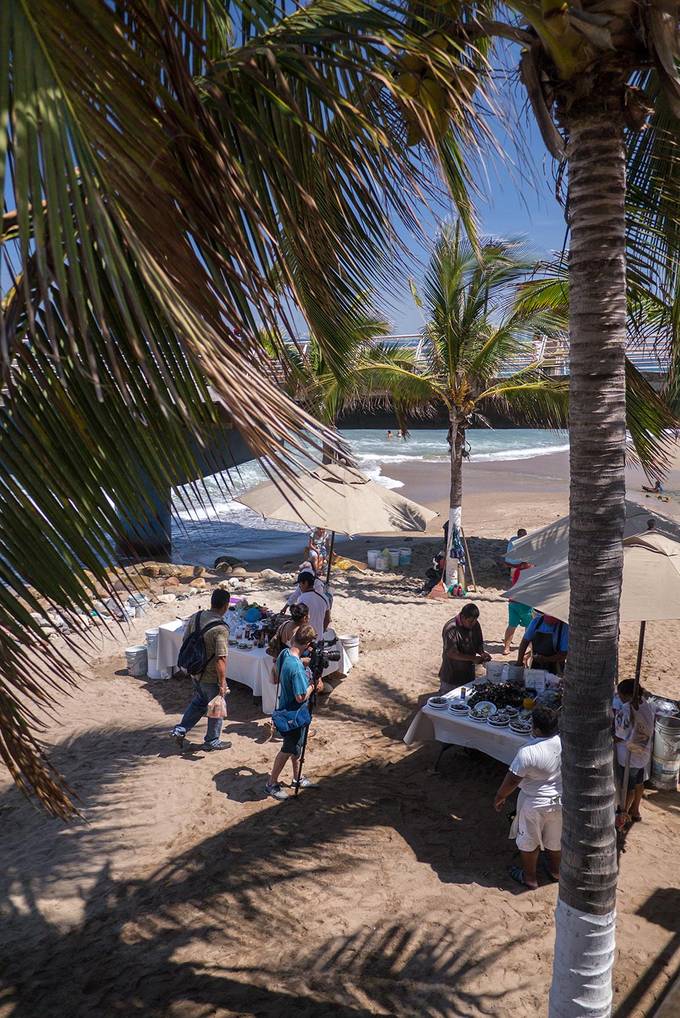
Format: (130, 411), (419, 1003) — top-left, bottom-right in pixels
(207, 694), (227, 719)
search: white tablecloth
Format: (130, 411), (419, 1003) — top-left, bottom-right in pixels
(155, 618), (351, 716)
(403, 687), (532, 765)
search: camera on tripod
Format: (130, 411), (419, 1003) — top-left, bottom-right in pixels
(309, 634), (341, 681)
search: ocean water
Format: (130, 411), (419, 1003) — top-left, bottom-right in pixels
(172, 428), (568, 565)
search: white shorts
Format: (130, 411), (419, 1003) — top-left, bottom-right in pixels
(515, 798), (562, 852)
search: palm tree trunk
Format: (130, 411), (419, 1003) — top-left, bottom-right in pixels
(548, 103), (627, 1016)
(445, 413), (465, 588)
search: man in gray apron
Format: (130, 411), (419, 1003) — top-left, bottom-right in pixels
(516, 614), (568, 675)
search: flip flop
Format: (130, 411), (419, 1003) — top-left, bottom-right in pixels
(509, 865), (537, 890)
(631, 813), (642, 823)
(540, 854), (559, 883)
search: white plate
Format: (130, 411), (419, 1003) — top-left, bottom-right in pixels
(470, 700), (498, 717)
(428, 696), (450, 709)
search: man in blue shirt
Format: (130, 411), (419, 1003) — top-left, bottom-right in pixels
(517, 614), (569, 675)
(265, 624), (318, 801)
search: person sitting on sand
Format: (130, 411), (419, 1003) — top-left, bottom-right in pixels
(642, 479), (663, 494)
(613, 679), (655, 824)
(516, 614), (568, 675)
(494, 707), (562, 890)
(438, 603), (491, 692)
(306, 527), (329, 575)
(170, 588), (231, 753)
(265, 625), (320, 801)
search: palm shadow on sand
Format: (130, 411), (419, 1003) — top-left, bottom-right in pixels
(0, 724), (531, 1017)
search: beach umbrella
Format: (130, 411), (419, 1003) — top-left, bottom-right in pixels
(503, 531), (680, 810)
(235, 462), (438, 581)
(510, 500), (679, 570)
(503, 531), (680, 626)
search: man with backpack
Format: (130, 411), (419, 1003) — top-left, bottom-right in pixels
(170, 588), (231, 752)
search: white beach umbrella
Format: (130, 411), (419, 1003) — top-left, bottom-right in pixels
(235, 462), (438, 579)
(510, 500), (679, 570)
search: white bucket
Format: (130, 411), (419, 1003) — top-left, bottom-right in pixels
(651, 714), (680, 790)
(375, 555), (388, 571)
(399, 548), (412, 565)
(338, 634), (360, 666)
(387, 548), (401, 567)
(128, 593), (148, 618)
(367, 549), (379, 568)
(125, 645), (148, 678)
(145, 628), (159, 658)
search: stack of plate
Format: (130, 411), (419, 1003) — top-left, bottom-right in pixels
(448, 699), (469, 715)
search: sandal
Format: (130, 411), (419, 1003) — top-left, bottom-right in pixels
(509, 865), (537, 890)
(631, 813), (642, 823)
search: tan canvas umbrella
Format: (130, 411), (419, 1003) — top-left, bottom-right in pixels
(504, 531), (680, 624)
(503, 530), (680, 810)
(235, 462), (438, 580)
(510, 500), (679, 570)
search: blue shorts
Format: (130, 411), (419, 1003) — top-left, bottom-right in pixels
(508, 602), (533, 628)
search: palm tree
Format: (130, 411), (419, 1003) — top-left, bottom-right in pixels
(355, 225), (572, 586)
(392, 13), (680, 1011)
(0, 2), (480, 817)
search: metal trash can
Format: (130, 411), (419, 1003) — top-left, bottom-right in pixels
(651, 713), (680, 791)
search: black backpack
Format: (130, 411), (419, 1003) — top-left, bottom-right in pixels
(177, 611), (227, 677)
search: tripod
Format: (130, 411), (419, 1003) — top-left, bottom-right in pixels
(294, 683), (318, 797)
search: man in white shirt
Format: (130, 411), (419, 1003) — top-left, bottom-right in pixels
(494, 707), (562, 890)
(292, 570), (331, 640)
(613, 679), (655, 823)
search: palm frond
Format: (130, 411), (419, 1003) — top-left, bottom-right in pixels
(478, 373), (570, 429)
(1, 0), (475, 813)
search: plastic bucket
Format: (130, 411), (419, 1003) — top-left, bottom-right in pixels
(338, 634), (360, 666)
(387, 548), (401, 567)
(125, 645), (148, 678)
(485, 661), (505, 683)
(399, 548), (412, 565)
(367, 550), (379, 568)
(128, 593), (148, 618)
(375, 555), (388, 571)
(651, 713), (680, 790)
(145, 628), (159, 658)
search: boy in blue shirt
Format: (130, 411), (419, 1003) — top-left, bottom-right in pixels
(265, 625), (318, 801)
(517, 614), (569, 675)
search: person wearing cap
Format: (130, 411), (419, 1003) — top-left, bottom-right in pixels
(516, 614), (569, 675)
(294, 571), (331, 638)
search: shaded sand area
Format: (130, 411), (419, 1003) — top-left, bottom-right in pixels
(1, 453), (680, 1017)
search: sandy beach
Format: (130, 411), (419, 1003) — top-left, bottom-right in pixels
(1, 449), (679, 1018)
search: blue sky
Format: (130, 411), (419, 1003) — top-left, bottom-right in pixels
(382, 116), (568, 336)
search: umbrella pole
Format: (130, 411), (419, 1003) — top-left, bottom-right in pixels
(619, 620), (646, 815)
(325, 530), (336, 586)
(462, 527), (476, 592)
